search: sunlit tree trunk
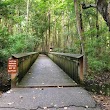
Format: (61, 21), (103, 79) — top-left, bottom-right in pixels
(53, 21), (57, 49)
(74, 0), (84, 54)
(45, 30), (48, 52)
(25, 0), (30, 36)
(74, 0), (87, 74)
(0, 18), (2, 24)
(57, 30), (61, 49)
(62, 12), (66, 52)
(96, 0), (99, 38)
(48, 11), (51, 51)
(95, 2), (100, 56)
(67, 16), (70, 48)
(26, 0), (29, 25)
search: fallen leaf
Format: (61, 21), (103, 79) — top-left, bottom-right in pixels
(58, 86), (63, 88)
(100, 91), (103, 94)
(51, 103), (53, 105)
(85, 105), (89, 108)
(7, 90), (12, 94)
(39, 88), (44, 90)
(64, 107), (68, 109)
(100, 97), (104, 101)
(29, 72), (31, 74)
(8, 102), (14, 105)
(20, 96), (23, 99)
(7, 91), (11, 94)
(33, 97), (36, 99)
(54, 104), (57, 107)
(43, 107), (47, 109)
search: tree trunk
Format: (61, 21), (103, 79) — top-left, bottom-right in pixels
(0, 18), (1, 24)
(74, 0), (84, 54)
(82, 0), (110, 31)
(67, 17), (70, 48)
(26, 0), (30, 34)
(96, 2), (99, 38)
(45, 30), (48, 52)
(97, 0), (110, 30)
(26, 0), (29, 25)
(74, 0), (87, 75)
(57, 30), (61, 49)
(48, 12), (51, 51)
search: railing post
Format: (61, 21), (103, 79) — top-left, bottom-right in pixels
(78, 56), (83, 83)
(79, 56), (83, 82)
(11, 74), (17, 88)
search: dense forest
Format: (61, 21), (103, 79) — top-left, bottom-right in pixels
(0, 0), (110, 94)
(0, 0), (110, 72)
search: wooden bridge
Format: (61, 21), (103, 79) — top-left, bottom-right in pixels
(0, 52), (101, 110)
(10, 52), (83, 87)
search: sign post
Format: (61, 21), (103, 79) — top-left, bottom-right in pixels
(8, 59), (18, 88)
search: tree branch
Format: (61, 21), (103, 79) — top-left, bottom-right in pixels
(82, 3), (97, 9)
(81, 1), (110, 31)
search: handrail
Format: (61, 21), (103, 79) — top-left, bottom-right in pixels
(12, 52), (37, 58)
(49, 52), (83, 59)
(48, 52), (84, 84)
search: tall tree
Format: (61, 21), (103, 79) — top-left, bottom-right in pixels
(74, 0), (84, 54)
(82, 0), (110, 31)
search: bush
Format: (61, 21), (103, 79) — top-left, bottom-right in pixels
(88, 53), (110, 73)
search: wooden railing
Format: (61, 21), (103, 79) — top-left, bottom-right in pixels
(48, 52), (84, 84)
(11, 52), (39, 87)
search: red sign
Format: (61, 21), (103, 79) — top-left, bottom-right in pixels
(8, 59), (18, 74)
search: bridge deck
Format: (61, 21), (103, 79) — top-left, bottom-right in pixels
(18, 54), (77, 87)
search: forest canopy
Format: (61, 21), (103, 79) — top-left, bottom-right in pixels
(0, 0), (110, 73)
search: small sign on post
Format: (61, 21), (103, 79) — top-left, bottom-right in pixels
(8, 59), (18, 88)
(8, 59), (18, 74)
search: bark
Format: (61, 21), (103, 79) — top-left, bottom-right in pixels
(74, 0), (84, 54)
(96, 5), (99, 38)
(26, 0), (29, 24)
(97, 0), (110, 31)
(48, 12), (51, 51)
(82, 0), (110, 31)
(54, 21), (57, 48)
(45, 30), (48, 51)
(0, 18), (1, 24)
(74, 0), (86, 75)
(26, 0), (30, 35)
(67, 17), (70, 47)
(57, 30), (61, 48)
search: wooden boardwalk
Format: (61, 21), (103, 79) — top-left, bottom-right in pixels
(18, 54), (77, 87)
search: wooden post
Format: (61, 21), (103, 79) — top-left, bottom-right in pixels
(79, 56), (83, 82)
(11, 74), (17, 88)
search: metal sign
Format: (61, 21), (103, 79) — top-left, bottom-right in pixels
(8, 59), (18, 74)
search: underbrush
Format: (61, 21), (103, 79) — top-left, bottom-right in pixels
(84, 71), (110, 96)
(0, 66), (11, 92)
(88, 54), (110, 73)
